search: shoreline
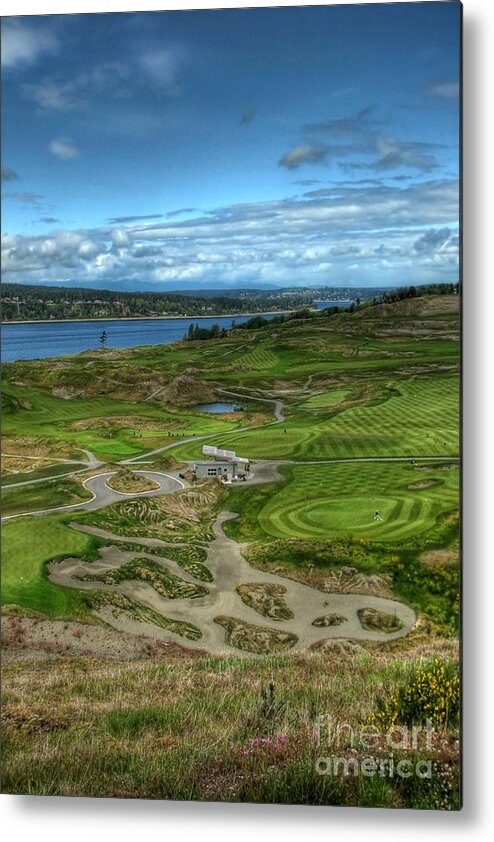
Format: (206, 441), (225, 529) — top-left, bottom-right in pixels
(1, 309), (296, 326)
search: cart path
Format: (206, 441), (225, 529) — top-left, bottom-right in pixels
(1, 470), (184, 521)
(1, 456), (458, 519)
(48, 511), (416, 657)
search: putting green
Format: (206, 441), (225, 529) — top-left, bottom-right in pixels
(257, 462), (459, 543)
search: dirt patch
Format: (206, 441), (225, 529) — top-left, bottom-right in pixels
(87, 591), (202, 640)
(1, 457), (54, 475)
(70, 416), (183, 433)
(158, 373), (214, 407)
(354, 295), (459, 320)
(52, 386), (84, 399)
(1, 613), (194, 663)
(1, 436), (77, 460)
(322, 566), (394, 599)
(310, 639), (365, 656)
(420, 549), (459, 568)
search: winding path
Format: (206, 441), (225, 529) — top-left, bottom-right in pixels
(48, 512), (416, 656)
(123, 395), (285, 463)
(1, 471), (184, 522)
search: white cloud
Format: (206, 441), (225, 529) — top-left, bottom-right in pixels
(24, 82), (80, 111)
(1, 179), (459, 287)
(1, 19), (58, 69)
(49, 138), (80, 160)
(111, 228), (133, 249)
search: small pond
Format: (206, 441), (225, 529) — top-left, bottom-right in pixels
(195, 402), (241, 413)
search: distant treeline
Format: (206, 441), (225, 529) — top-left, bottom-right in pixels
(1, 281), (458, 323)
(0, 283), (300, 322)
(374, 282), (459, 304)
(184, 282), (460, 340)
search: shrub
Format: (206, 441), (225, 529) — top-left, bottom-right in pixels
(370, 658), (460, 730)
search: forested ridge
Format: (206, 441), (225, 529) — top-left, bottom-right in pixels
(1, 281), (458, 322)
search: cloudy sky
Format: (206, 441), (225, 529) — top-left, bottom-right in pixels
(1, 3), (460, 289)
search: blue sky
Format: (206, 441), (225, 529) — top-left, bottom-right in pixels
(1, 3), (460, 289)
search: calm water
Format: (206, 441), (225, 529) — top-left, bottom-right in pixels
(195, 402), (239, 413)
(1, 313), (286, 362)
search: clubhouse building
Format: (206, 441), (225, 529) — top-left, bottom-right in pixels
(193, 445), (250, 481)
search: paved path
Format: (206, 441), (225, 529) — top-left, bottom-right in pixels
(1, 471), (184, 522)
(49, 512), (416, 656)
(143, 384), (167, 402)
(1, 448), (103, 490)
(2, 465), (93, 490)
(123, 396), (286, 463)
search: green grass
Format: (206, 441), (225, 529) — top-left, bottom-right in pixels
(1, 516), (95, 618)
(168, 374), (459, 462)
(298, 387), (350, 409)
(223, 461), (460, 635)
(2, 298), (459, 464)
(1, 381), (242, 462)
(226, 461), (459, 544)
(1, 462), (83, 486)
(1, 477), (92, 517)
(1, 297), (461, 806)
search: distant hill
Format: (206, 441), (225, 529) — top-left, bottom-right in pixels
(1, 282), (388, 322)
(0, 282), (298, 322)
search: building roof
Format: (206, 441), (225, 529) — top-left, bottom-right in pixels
(201, 444), (249, 462)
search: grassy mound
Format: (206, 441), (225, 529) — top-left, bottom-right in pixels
(357, 607), (404, 634)
(1, 476), (93, 517)
(106, 469), (160, 494)
(236, 583), (294, 621)
(85, 591), (202, 640)
(312, 614), (347, 627)
(215, 615), (297, 654)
